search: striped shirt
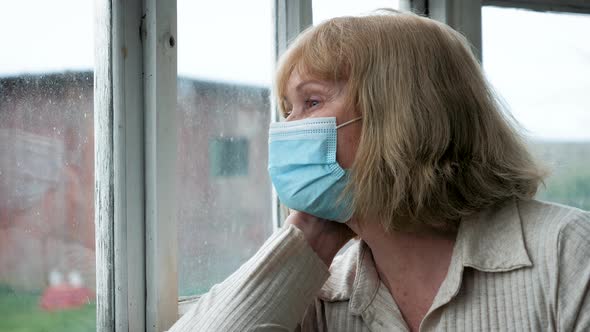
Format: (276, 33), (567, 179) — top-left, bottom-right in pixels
(169, 199), (590, 331)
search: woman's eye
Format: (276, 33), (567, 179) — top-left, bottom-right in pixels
(305, 99), (321, 109)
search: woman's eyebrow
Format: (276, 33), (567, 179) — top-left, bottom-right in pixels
(283, 81), (331, 103)
(295, 80), (330, 92)
(284, 78), (341, 104)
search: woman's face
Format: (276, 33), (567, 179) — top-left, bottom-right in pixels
(283, 70), (362, 169)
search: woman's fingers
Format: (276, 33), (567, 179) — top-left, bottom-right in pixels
(285, 210), (356, 266)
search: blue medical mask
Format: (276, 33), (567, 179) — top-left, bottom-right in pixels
(268, 116), (362, 222)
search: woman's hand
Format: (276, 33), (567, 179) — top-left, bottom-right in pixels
(285, 210), (356, 267)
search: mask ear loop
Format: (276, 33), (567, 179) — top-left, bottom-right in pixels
(336, 116), (363, 129)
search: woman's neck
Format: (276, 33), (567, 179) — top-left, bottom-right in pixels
(347, 217), (457, 330)
(370, 228), (456, 285)
(348, 217), (457, 275)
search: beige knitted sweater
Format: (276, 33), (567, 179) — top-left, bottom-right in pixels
(169, 199), (590, 331)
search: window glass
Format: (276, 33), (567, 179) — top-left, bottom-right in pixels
(0, 1), (95, 331)
(313, 0), (400, 24)
(209, 138), (249, 177)
(177, 0), (274, 297)
(482, 6), (590, 210)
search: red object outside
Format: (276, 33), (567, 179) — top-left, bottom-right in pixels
(39, 285), (94, 311)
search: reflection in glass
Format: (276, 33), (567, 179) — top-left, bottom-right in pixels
(177, 1), (274, 297)
(482, 7), (590, 210)
(0, 1), (95, 330)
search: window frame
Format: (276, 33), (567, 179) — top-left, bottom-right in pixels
(95, 0), (177, 330)
(96, 0), (589, 331)
(95, 0), (116, 330)
(482, 0), (590, 14)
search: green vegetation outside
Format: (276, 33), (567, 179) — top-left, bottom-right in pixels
(0, 285), (95, 332)
(533, 142), (590, 211)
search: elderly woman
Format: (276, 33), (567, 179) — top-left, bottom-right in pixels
(170, 10), (590, 332)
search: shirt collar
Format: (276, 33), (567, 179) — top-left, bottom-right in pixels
(318, 199), (533, 314)
(348, 240), (379, 315)
(317, 236), (384, 315)
(458, 199), (532, 272)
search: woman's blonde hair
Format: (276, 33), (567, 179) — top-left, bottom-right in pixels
(274, 9), (546, 233)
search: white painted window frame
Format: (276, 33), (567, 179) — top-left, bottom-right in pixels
(95, 0), (176, 330)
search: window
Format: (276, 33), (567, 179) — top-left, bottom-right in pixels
(482, 6), (590, 210)
(176, 0), (274, 299)
(0, 1), (95, 331)
(4, 1), (585, 330)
